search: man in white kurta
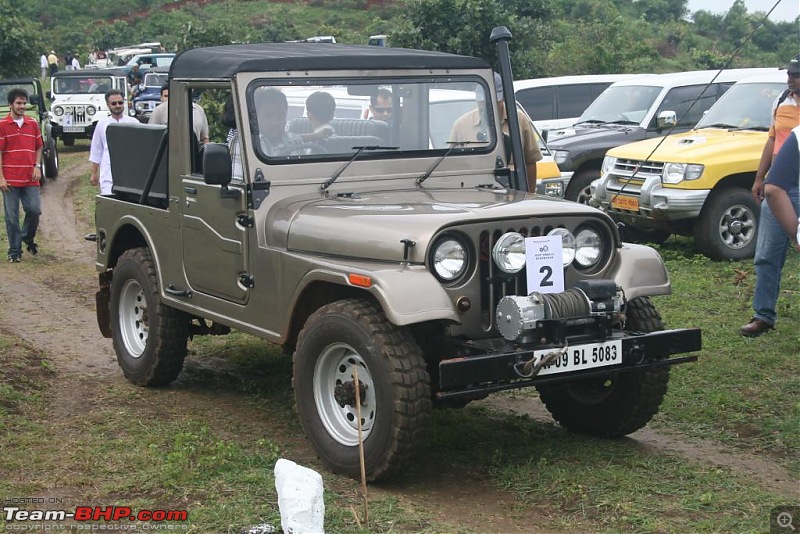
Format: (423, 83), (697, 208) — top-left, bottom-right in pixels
(89, 90), (138, 195)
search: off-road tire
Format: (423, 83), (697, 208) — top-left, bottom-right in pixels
(694, 187), (759, 260)
(565, 168), (599, 204)
(293, 299), (431, 482)
(43, 136), (58, 179)
(536, 296), (670, 437)
(110, 247), (188, 386)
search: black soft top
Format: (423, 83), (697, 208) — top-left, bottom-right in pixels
(170, 43), (489, 79)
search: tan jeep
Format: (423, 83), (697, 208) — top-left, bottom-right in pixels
(92, 31), (701, 482)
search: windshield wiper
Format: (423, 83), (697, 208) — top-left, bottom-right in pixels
(573, 119), (607, 126)
(606, 119), (639, 125)
(417, 141), (483, 185)
(320, 145), (397, 191)
(699, 122), (739, 129)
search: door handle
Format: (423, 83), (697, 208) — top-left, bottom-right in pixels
(184, 186), (197, 195)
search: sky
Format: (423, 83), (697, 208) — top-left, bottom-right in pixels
(685, 0), (799, 22)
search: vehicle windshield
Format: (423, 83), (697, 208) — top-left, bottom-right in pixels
(0, 82), (39, 114)
(144, 72), (168, 88)
(577, 85), (662, 125)
(54, 75), (115, 95)
(694, 82), (784, 131)
(248, 76), (496, 163)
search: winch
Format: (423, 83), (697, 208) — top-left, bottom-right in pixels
(495, 280), (623, 342)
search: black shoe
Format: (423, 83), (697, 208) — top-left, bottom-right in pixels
(7, 255), (21, 263)
(25, 241), (38, 255)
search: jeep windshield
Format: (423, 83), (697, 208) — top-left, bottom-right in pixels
(694, 81), (784, 132)
(144, 72), (168, 89)
(53, 75), (116, 95)
(577, 85), (662, 126)
(248, 77), (497, 163)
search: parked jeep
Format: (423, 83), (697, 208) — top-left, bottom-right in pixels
(92, 33), (701, 482)
(130, 67), (169, 123)
(592, 70), (787, 260)
(0, 77), (58, 179)
(47, 68), (129, 146)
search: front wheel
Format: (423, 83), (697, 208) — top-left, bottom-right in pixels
(110, 247), (188, 386)
(537, 297), (670, 437)
(43, 136), (58, 179)
(694, 188), (759, 260)
(293, 299), (431, 482)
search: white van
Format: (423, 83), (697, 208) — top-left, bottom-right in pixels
(514, 74), (646, 138)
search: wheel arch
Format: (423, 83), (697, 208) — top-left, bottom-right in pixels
(714, 171), (755, 192)
(105, 222), (149, 270)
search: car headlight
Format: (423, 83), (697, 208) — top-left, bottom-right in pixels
(86, 106), (96, 116)
(574, 227), (603, 268)
(431, 236), (468, 282)
(663, 163), (704, 184)
(492, 232), (526, 273)
(53, 106), (64, 117)
(548, 228), (576, 266)
(601, 156), (617, 175)
(553, 150), (569, 165)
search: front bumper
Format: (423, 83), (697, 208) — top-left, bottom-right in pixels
(436, 326), (701, 401)
(594, 173), (710, 228)
(50, 121), (97, 139)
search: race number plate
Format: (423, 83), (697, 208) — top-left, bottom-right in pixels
(611, 195), (639, 211)
(532, 339), (622, 376)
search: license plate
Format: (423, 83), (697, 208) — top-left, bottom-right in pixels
(63, 126), (84, 133)
(611, 195), (639, 211)
(532, 339), (622, 376)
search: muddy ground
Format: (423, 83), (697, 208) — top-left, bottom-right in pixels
(0, 160), (796, 532)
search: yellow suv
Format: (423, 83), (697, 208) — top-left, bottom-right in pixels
(592, 71), (787, 260)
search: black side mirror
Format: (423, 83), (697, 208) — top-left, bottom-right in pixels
(202, 142), (233, 187)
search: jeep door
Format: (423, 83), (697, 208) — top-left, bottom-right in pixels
(179, 88), (251, 304)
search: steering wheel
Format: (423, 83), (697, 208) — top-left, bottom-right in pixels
(272, 142), (327, 157)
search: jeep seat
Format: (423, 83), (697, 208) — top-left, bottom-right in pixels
(108, 122), (168, 207)
(287, 118), (390, 142)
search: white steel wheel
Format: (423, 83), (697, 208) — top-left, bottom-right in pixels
(118, 279), (149, 357)
(313, 343), (377, 446)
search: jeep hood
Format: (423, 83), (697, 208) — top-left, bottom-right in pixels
(280, 188), (600, 262)
(607, 128), (768, 165)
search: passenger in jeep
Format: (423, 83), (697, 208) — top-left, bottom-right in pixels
(255, 88), (303, 155)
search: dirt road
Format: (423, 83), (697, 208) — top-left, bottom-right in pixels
(0, 161), (796, 532)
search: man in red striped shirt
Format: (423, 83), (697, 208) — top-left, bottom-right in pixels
(0, 88), (43, 263)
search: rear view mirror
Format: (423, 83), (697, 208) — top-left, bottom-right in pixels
(202, 143), (233, 187)
(657, 110), (677, 130)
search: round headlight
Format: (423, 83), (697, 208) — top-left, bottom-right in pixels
(492, 232), (526, 273)
(548, 228), (576, 266)
(53, 106), (64, 117)
(431, 237), (468, 282)
(86, 105), (96, 116)
(575, 227), (603, 268)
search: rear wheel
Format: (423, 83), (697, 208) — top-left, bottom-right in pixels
(565, 169), (599, 204)
(694, 188), (759, 260)
(43, 136), (58, 179)
(293, 299), (431, 482)
(537, 297), (670, 437)
(110, 247), (188, 386)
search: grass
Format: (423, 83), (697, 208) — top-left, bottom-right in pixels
(0, 149), (797, 532)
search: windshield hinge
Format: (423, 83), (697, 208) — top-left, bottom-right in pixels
(237, 213), (254, 228)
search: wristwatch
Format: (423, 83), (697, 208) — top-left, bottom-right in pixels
(34, 164), (42, 169)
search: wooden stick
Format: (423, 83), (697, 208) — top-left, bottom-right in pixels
(353, 367), (369, 528)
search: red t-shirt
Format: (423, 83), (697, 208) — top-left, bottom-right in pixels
(0, 114), (44, 187)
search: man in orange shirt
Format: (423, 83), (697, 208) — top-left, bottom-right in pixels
(741, 54), (800, 336)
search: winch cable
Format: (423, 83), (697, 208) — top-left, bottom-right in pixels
(517, 346), (569, 378)
(609, 0), (786, 206)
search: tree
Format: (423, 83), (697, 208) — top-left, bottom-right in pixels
(0, 0), (43, 78)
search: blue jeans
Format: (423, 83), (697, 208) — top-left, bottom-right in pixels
(2, 186), (41, 259)
(752, 186), (800, 326)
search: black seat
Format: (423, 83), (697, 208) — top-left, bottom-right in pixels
(287, 118), (390, 142)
